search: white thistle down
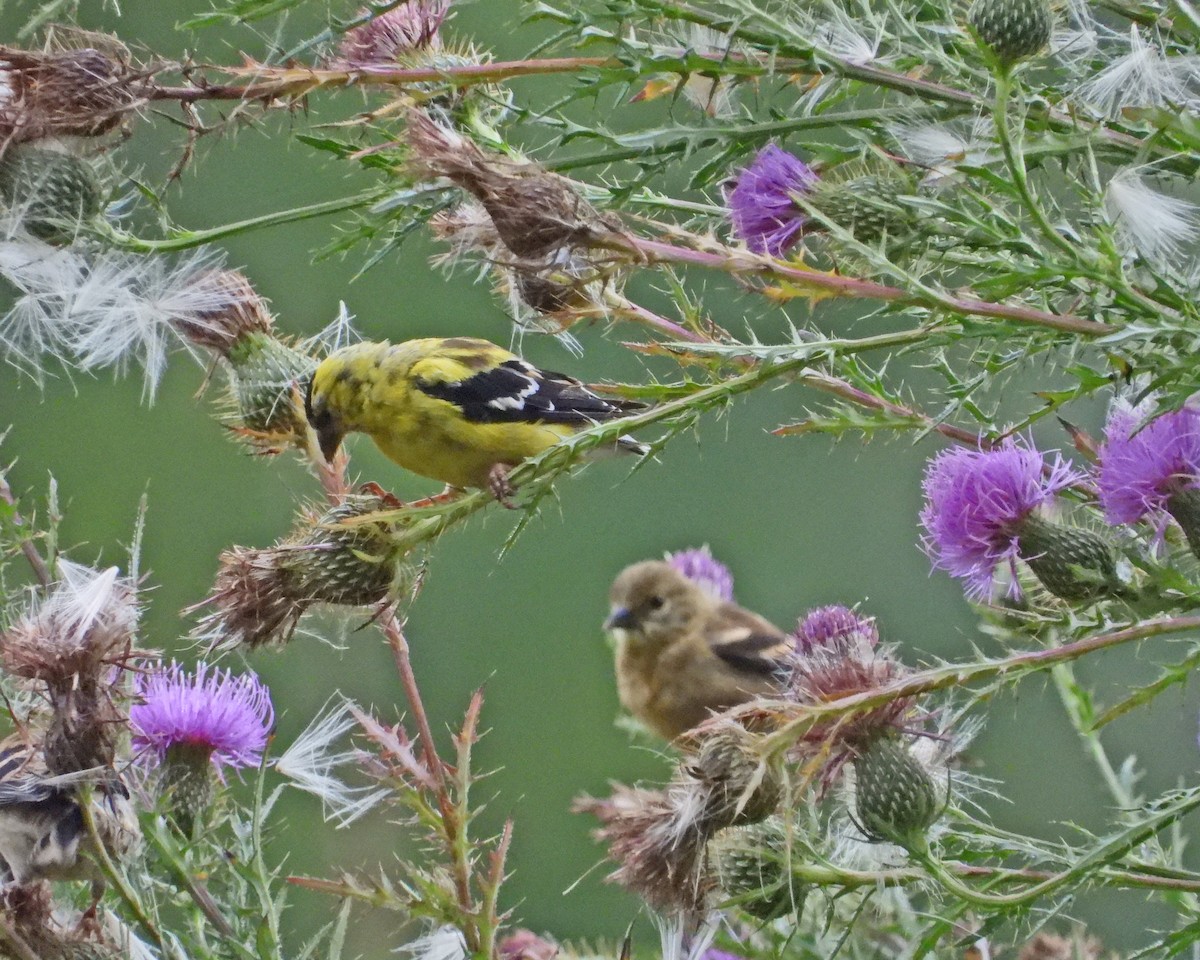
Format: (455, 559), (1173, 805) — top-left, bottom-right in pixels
(813, 8), (881, 66)
(0, 230), (89, 379)
(25, 559), (139, 652)
(395, 926), (468, 960)
(1075, 27), (1196, 118)
(1050, 0), (1103, 70)
(1105, 170), (1200, 269)
(680, 25), (739, 118)
(303, 300), (361, 355)
(67, 249), (233, 400)
(889, 118), (992, 184)
(0, 233), (237, 398)
(274, 697), (388, 826)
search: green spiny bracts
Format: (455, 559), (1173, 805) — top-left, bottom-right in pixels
(810, 174), (915, 245)
(1167, 488), (1200, 561)
(689, 726), (783, 829)
(195, 494), (410, 650)
(282, 494), (404, 607)
(968, 0), (1054, 64)
(399, 44), (512, 132)
(161, 742), (216, 837)
(1016, 513), (1126, 603)
(711, 818), (807, 920)
(0, 145), (101, 242)
(226, 331), (317, 436)
(853, 734), (941, 847)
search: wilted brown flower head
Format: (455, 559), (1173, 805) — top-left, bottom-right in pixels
(431, 201), (609, 322)
(407, 109), (624, 262)
(171, 269), (275, 357)
(576, 722), (781, 914)
(193, 494), (408, 650)
(335, 2), (448, 66)
(0, 46), (139, 144)
(1, 561), (138, 688)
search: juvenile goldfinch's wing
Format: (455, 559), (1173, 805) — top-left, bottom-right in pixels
(706, 607), (793, 678)
(415, 357), (642, 425)
(0, 747), (57, 806)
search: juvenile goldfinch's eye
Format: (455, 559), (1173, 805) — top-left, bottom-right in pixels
(647, 595), (665, 610)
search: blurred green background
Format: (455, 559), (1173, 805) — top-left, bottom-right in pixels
(2, 1), (1198, 955)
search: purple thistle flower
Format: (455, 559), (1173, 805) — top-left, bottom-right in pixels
(336, 1), (448, 66)
(701, 951), (747, 960)
(793, 605), (878, 653)
(920, 438), (1085, 600)
(666, 545), (734, 602)
(727, 145), (818, 257)
(1098, 397), (1200, 525)
(131, 662), (273, 775)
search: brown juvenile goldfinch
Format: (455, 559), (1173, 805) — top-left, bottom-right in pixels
(304, 338), (646, 501)
(605, 561), (793, 741)
(0, 740), (138, 887)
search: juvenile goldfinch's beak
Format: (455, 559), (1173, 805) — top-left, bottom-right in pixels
(316, 423), (344, 463)
(605, 607), (637, 631)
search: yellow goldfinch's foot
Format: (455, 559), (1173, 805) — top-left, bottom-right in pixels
(487, 463), (518, 508)
(357, 481), (405, 510)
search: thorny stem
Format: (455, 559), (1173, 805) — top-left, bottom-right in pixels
(96, 193), (376, 254)
(788, 856), (1200, 894)
(143, 819), (241, 945)
(301, 432), (480, 952)
(140, 47), (1186, 172)
(788, 371), (986, 447)
(624, 236), (1111, 336)
(378, 609), (481, 953)
(250, 760), (283, 960)
(1050, 658), (1136, 809)
(991, 69), (1080, 262)
(146, 58), (614, 103)
(758, 615), (1200, 751)
(910, 782), (1200, 907)
(0, 473), (52, 588)
(79, 796), (174, 959)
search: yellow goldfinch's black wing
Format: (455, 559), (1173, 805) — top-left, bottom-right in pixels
(416, 357), (643, 425)
(706, 606), (794, 679)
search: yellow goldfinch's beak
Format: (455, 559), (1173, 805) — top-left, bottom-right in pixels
(316, 422), (345, 463)
(605, 606), (637, 631)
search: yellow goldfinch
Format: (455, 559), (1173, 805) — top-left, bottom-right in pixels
(605, 561), (794, 741)
(305, 338), (646, 500)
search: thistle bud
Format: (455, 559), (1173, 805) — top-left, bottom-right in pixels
(226, 331), (317, 437)
(810, 173), (914, 245)
(0, 145), (101, 242)
(1015, 513), (1126, 603)
(159, 742), (216, 836)
(967, 0), (1054, 64)
(710, 818), (806, 920)
(195, 495), (408, 649)
(852, 734), (941, 847)
(688, 725), (783, 829)
(1167, 488), (1200, 560)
